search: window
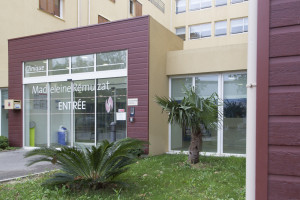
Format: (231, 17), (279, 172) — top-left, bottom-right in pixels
(215, 20), (227, 36)
(189, 0), (200, 10)
(24, 60), (47, 77)
(39, 0), (63, 18)
(23, 51), (128, 148)
(176, 27), (186, 40)
(129, 0), (142, 16)
(215, 0), (227, 7)
(71, 54), (94, 74)
(98, 15), (109, 24)
(96, 50), (127, 71)
(176, 0), (186, 14)
(189, 0), (211, 11)
(49, 57), (69, 75)
(170, 72), (247, 154)
(201, 0), (212, 9)
(130, 0), (134, 14)
(189, 23), (211, 39)
(231, 0), (248, 4)
(135, 1), (143, 17)
(231, 17), (248, 34)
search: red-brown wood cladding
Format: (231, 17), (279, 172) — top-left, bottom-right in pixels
(270, 0), (300, 28)
(8, 16), (150, 147)
(269, 146), (300, 177)
(268, 175), (300, 199)
(270, 26), (300, 58)
(264, 0), (300, 198)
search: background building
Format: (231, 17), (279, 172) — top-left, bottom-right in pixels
(2, 0), (248, 156)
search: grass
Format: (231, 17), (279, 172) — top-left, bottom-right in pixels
(0, 154), (245, 200)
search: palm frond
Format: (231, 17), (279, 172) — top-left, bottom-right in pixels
(25, 138), (145, 189)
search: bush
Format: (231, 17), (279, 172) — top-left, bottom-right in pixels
(24, 138), (146, 190)
(0, 136), (9, 150)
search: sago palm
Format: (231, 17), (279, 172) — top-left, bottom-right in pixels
(155, 88), (220, 164)
(24, 138), (145, 189)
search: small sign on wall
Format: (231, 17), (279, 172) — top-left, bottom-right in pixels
(128, 98), (138, 106)
(5, 99), (22, 110)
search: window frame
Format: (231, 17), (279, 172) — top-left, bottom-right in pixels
(176, 0), (186, 14)
(169, 71), (247, 156)
(230, 17), (248, 34)
(39, 0), (63, 18)
(175, 27), (186, 41)
(189, 23), (212, 40)
(215, 20), (227, 37)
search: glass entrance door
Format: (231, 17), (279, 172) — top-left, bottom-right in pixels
(73, 80), (95, 146)
(96, 77), (127, 144)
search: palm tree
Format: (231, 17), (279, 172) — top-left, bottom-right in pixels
(24, 138), (145, 189)
(155, 88), (220, 164)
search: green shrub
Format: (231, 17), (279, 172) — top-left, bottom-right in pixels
(24, 138), (146, 190)
(0, 136), (9, 149)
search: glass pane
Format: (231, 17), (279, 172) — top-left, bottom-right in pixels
(170, 78), (193, 151)
(24, 60), (47, 77)
(189, 0), (200, 11)
(96, 50), (127, 71)
(190, 25), (201, 39)
(195, 75), (218, 153)
(176, 27), (186, 41)
(244, 17), (248, 32)
(24, 83), (48, 147)
(215, 21), (227, 36)
(176, 0), (186, 13)
(49, 57), (69, 75)
(71, 54), (94, 74)
(216, 0), (227, 6)
(201, 23), (211, 38)
(96, 77), (127, 144)
(201, 0), (211, 9)
(231, 0), (243, 4)
(50, 82), (71, 147)
(1, 89), (8, 138)
(74, 80), (95, 146)
(223, 73), (247, 154)
(231, 18), (244, 34)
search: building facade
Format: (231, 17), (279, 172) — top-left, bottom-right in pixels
(3, 0), (248, 156)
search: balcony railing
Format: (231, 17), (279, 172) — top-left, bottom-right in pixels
(148, 0), (165, 13)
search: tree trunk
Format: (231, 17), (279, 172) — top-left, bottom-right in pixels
(188, 129), (202, 164)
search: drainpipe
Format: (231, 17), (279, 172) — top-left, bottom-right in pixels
(170, 0), (173, 31)
(88, 0), (90, 25)
(246, 0), (257, 199)
(77, 0), (81, 27)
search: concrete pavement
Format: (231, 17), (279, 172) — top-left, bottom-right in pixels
(0, 149), (58, 182)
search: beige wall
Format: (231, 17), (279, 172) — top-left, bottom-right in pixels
(166, 43), (247, 76)
(148, 17), (183, 155)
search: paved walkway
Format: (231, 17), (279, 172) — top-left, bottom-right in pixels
(0, 149), (58, 182)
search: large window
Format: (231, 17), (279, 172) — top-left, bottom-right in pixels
(231, 17), (248, 34)
(176, 0), (186, 14)
(23, 50), (128, 148)
(39, 0), (63, 18)
(170, 72), (247, 155)
(175, 27), (186, 41)
(189, 23), (211, 39)
(215, 20), (227, 36)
